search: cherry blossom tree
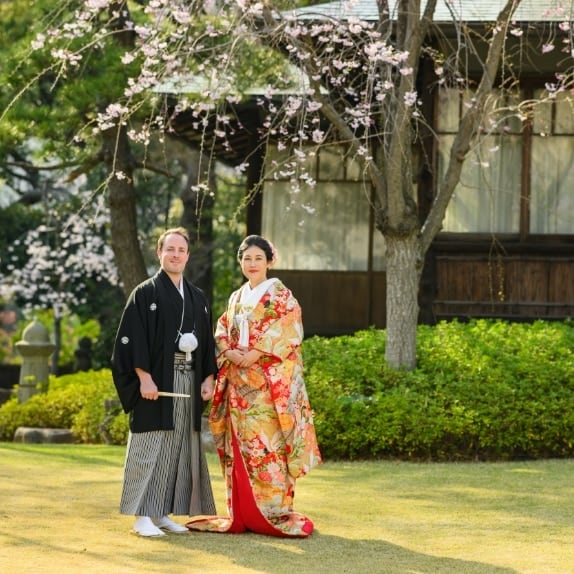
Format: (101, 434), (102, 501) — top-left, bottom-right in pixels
(0, 187), (119, 370)
(8, 0), (574, 369)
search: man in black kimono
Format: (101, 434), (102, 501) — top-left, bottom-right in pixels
(111, 227), (217, 537)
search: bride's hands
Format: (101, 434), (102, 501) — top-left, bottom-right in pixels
(226, 348), (263, 369)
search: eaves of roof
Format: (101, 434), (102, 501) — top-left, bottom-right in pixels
(287, 0), (568, 23)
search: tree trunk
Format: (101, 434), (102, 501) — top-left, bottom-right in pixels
(103, 123), (148, 297)
(101, 1), (146, 298)
(384, 233), (421, 370)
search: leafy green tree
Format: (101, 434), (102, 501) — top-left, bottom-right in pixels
(1, 0), (166, 296)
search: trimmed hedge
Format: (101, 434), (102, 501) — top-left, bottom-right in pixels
(0, 319), (572, 461)
(303, 319), (574, 460)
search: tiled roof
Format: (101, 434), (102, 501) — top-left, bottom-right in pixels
(288, 0), (569, 23)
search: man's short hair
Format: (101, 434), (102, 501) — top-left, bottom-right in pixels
(157, 227), (190, 251)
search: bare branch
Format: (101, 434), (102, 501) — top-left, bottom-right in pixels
(420, 0), (523, 253)
(0, 159), (83, 173)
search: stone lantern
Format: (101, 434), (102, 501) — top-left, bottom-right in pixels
(15, 318), (55, 403)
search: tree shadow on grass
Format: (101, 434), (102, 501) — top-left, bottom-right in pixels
(1, 528), (519, 574)
(164, 530), (518, 574)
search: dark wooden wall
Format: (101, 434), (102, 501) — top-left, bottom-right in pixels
(432, 253), (574, 321)
(272, 245), (574, 337)
(272, 270), (386, 336)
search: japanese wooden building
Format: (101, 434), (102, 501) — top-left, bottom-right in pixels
(167, 0), (574, 336)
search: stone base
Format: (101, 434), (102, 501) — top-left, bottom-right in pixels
(14, 427), (75, 444)
(12, 423), (212, 449)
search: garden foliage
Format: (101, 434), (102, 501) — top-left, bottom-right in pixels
(0, 369), (128, 445)
(1, 320), (572, 461)
(304, 320), (574, 460)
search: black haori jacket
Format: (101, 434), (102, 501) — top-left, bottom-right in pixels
(111, 270), (217, 433)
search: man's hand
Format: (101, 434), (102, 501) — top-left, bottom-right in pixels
(136, 368), (159, 400)
(201, 376), (215, 401)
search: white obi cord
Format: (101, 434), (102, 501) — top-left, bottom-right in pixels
(236, 278), (279, 348)
(175, 279), (198, 361)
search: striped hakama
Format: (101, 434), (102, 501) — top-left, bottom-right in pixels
(120, 353), (216, 517)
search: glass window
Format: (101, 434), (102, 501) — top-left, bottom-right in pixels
(439, 86), (574, 235)
(262, 180), (372, 270)
(262, 145), (373, 270)
(438, 133), (522, 233)
(438, 87), (523, 233)
(530, 90), (574, 234)
(372, 230), (387, 271)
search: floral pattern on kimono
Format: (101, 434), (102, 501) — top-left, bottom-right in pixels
(188, 279), (321, 537)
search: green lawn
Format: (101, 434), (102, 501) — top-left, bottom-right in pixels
(0, 444), (573, 574)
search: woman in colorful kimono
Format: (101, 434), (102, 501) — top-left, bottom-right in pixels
(187, 235), (321, 537)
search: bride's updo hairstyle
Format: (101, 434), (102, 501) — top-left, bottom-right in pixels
(237, 235), (278, 265)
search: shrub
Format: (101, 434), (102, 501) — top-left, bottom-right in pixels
(0, 369), (128, 444)
(303, 320), (574, 461)
(1, 320), (572, 461)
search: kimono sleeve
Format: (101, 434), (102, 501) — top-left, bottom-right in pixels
(111, 287), (152, 413)
(214, 291), (238, 369)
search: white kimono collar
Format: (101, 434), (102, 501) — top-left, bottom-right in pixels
(237, 278), (279, 348)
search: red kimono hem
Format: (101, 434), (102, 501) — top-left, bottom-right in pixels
(186, 431), (313, 538)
